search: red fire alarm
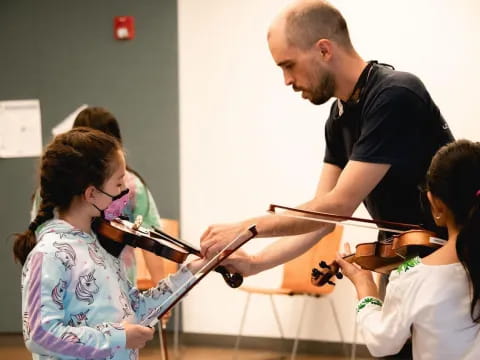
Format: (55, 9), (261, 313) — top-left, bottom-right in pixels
(114, 16), (135, 40)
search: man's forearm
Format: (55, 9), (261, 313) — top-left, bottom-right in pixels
(250, 224), (335, 273)
(240, 212), (322, 238)
(241, 195), (350, 238)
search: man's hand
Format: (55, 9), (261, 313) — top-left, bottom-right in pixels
(123, 322), (154, 349)
(200, 222), (245, 258)
(220, 248), (258, 277)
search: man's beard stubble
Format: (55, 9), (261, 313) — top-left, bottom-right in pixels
(309, 70), (335, 105)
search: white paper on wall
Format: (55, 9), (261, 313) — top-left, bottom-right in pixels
(52, 104), (88, 136)
(0, 99), (42, 158)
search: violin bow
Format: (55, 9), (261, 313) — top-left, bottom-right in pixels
(140, 224), (257, 328)
(268, 204), (423, 234)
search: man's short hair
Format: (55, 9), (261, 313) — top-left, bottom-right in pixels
(285, 1), (353, 50)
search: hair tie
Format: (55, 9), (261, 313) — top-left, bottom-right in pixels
(28, 221), (38, 232)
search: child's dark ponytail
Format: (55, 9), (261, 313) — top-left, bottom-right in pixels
(427, 140), (480, 322)
(13, 199), (55, 265)
(456, 198), (480, 322)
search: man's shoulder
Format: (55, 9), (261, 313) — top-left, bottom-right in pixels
(370, 65), (428, 99)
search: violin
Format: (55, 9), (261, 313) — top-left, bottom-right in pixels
(311, 229), (446, 286)
(267, 204), (447, 287)
(92, 217), (243, 288)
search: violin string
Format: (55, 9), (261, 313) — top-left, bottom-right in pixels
(140, 226), (255, 327)
(272, 213), (404, 234)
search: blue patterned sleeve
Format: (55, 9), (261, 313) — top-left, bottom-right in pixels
(129, 265), (194, 324)
(22, 251), (126, 359)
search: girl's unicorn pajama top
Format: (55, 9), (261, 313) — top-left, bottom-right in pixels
(22, 219), (193, 360)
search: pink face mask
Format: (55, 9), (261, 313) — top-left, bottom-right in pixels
(94, 188), (130, 221)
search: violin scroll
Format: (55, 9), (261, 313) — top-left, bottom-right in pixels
(311, 260), (343, 286)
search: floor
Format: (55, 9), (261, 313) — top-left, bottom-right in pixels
(0, 333), (371, 360)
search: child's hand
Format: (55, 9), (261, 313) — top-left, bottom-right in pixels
(336, 243), (378, 299)
(336, 242), (374, 285)
(123, 322), (154, 349)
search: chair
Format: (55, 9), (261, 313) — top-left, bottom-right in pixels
(233, 226), (355, 360)
(135, 218), (181, 360)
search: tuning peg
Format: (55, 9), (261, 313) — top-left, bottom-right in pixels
(335, 272), (343, 280)
(319, 261), (331, 269)
(311, 268), (323, 279)
(327, 280), (336, 286)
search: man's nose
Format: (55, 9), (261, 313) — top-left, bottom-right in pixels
(283, 71), (293, 86)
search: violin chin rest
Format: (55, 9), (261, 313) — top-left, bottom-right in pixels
(97, 234), (126, 258)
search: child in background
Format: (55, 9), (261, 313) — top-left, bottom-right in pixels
(337, 139), (480, 359)
(14, 128), (206, 360)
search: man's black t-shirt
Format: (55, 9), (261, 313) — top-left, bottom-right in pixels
(324, 61), (454, 239)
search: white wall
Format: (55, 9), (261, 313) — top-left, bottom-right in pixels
(178, 0), (480, 344)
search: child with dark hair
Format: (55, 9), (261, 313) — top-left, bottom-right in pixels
(73, 106), (167, 285)
(32, 106), (167, 286)
(15, 128), (206, 360)
(337, 139), (480, 359)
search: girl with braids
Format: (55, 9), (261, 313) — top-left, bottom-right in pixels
(337, 139), (480, 359)
(32, 106), (167, 286)
(14, 128), (207, 360)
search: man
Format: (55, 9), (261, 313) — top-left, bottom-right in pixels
(201, 1), (453, 355)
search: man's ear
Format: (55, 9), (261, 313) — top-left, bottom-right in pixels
(84, 185), (97, 202)
(314, 38), (333, 61)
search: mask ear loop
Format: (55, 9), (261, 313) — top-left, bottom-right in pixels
(111, 188), (130, 201)
(97, 188), (130, 200)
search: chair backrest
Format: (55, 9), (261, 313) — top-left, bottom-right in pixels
(281, 225), (343, 296)
(136, 218), (180, 289)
